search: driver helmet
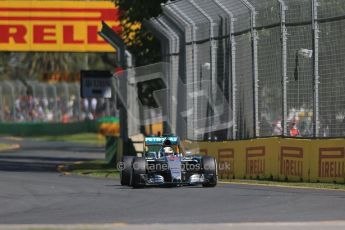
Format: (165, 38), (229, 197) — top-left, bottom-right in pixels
(163, 146), (174, 155)
(162, 139), (174, 155)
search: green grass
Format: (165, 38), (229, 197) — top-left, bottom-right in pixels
(0, 143), (19, 151)
(33, 133), (106, 145)
(0, 143), (11, 150)
(59, 160), (119, 179)
(220, 179), (345, 190)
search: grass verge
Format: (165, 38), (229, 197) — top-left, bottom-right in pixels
(0, 143), (20, 152)
(33, 133), (106, 145)
(58, 160), (119, 179)
(219, 179), (345, 191)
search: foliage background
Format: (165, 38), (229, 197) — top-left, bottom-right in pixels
(113, 0), (174, 66)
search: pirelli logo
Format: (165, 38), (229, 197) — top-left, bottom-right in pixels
(218, 148), (234, 178)
(246, 146), (265, 176)
(280, 147), (303, 177)
(0, 1), (121, 52)
(319, 148), (345, 178)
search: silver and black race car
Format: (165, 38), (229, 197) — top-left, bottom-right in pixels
(120, 136), (217, 188)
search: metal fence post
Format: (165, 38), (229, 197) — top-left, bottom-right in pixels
(239, 0), (259, 138)
(212, 0), (237, 140)
(188, 0), (217, 140)
(73, 82), (81, 121)
(125, 50), (138, 137)
(63, 82), (69, 119)
(143, 19), (171, 133)
(52, 84), (58, 122)
(312, 0), (320, 137)
(163, 4), (192, 139)
(156, 16), (180, 135)
(144, 17), (175, 135)
(168, 3), (198, 140)
(278, 0), (288, 136)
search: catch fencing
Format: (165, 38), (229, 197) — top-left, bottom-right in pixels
(142, 0), (345, 140)
(0, 81), (118, 123)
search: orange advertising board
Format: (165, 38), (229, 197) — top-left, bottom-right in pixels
(218, 148), (234, 179)
(318, 147), (345, 179)
(245, 146), (266, 177)
(280, 147), (304, 178)
(0, 0), (121, 52)
(181, 138), (345, 183)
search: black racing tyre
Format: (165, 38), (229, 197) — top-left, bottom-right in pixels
(201, 156), (218, 187)
(120, 156), (134, 186)
(131, 157), (146, 188)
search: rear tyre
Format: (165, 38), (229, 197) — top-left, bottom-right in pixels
(202, 156), (217, 187)
(131, 157), (146, 188)
(120, 156), (134, 186)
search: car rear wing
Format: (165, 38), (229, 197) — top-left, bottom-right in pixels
(144, 136), (180, 146)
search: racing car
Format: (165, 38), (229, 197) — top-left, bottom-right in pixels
(120, 135), (217, 188)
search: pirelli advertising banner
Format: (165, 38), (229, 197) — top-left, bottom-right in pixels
(182, 138), (345, 183)
(0, 0), (121, 52)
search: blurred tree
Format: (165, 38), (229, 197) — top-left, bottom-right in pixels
(113, 0), (174, 66)
(24, 53), (74, 78)
(4, 52), (116, 81)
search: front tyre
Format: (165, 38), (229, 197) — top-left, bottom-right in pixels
(120, 156), (134, 186)
(131, 157), (146, 188)
(201, 156), (217, 187)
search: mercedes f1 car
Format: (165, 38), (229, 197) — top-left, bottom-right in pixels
(120, 136), (217, 188)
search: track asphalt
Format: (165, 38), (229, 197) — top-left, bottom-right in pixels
(0, 137), (345, 227)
